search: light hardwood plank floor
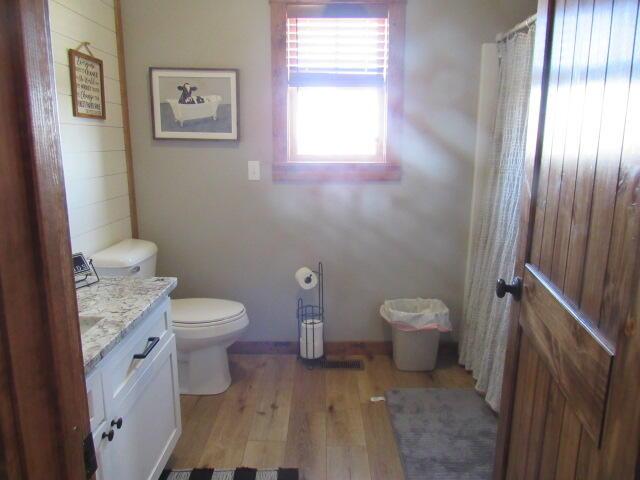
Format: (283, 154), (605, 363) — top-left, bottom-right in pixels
(167, 352), (474, 480)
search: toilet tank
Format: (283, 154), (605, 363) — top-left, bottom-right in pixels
(91, 239), (158, 277)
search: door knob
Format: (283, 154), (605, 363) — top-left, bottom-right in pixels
(111, 417), (123, 429)
(496, 277), (523, 301)
(102, 429), (115, 442)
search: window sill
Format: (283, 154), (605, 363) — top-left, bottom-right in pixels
(272, 162), (401, 182)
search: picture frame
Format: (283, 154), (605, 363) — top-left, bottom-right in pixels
(68, 49), (106, 119)
(149, 67), (239, 140)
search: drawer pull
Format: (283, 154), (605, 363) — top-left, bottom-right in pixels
(133, 337), (160, 359)
(111, 417), (123, 429)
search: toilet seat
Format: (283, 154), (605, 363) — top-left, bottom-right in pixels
(172, 298), (246, 328)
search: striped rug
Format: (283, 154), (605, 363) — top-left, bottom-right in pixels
(159, 468), (298, 480)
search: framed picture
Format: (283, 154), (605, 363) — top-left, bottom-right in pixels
(68, 49), (106, 119)
(150, 68), (239, 140)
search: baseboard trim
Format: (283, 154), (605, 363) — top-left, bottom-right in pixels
(229, 341), (460, 358)
(228, 342), (298, 355)
(228, 341), (393, 356)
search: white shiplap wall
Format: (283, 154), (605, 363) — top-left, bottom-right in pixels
(49, 0), (133, 256)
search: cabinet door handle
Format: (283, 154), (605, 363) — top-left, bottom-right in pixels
(133, 337), (160, 359)
(102, 429), (115, 442)
(111, 417), (123, 429)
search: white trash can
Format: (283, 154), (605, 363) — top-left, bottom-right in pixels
(380, 298), (450, 371)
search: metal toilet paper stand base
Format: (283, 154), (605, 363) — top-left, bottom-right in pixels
(297, 262), (324, 365)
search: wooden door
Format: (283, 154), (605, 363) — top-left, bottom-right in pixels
(494, 0), (640, 478)
(0, 0), (92, 478)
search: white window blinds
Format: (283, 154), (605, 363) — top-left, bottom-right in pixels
(287, 16), (389, 86)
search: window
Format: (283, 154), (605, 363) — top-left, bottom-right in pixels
(271, 1), (406, 181)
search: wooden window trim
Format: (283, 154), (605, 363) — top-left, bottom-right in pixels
(270, 0), (406, 182)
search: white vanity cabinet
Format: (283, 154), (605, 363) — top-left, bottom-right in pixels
(85, 297), (181, 480)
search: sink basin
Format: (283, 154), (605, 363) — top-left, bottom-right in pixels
(79, 315), (103, 335)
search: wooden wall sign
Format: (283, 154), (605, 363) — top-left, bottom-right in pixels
(68, 49), (106, 119)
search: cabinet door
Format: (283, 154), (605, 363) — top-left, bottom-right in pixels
(86, 371), (105, 433)
(93, 422), (110, 480)
(101, 337), (181, 480)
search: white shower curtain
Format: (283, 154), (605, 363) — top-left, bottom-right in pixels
(459, 21), (536, 412)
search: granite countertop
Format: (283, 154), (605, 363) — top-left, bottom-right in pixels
(78, 276), (177, 375)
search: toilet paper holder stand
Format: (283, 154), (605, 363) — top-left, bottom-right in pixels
(296, 262), (324, 363)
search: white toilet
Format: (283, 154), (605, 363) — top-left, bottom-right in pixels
(91, 239), (249, 395)
(171, 298), (248, 394)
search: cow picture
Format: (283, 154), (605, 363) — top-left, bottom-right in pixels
(177, 83), (205, 104)
(150, 68), (239, 140)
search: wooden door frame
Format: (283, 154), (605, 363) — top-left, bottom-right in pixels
(494, 0), (640, 477)
(0, 0), (91, 479)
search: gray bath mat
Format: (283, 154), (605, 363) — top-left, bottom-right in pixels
(385, 388), (497, 480)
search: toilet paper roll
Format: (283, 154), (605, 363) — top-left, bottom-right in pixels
(295, 266), (318, 290)
(300, 319), (323, 359)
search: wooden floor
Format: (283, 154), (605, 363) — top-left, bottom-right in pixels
(167, 351), (474, 480)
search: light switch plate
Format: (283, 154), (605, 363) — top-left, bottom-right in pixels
(248, 161), (260, 181)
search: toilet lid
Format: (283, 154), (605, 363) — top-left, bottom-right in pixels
(171, 298), (246, 326)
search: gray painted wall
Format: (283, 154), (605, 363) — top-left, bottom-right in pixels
(121, 0), (536, 342)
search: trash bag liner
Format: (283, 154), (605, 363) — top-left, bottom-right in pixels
(380, 298), (451, 332)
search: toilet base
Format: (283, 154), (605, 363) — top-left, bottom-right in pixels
(178, 344), (231, 395)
